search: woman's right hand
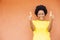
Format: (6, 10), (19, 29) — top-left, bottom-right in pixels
(29, 12), (35, 31)
(28, 11), (32, 21)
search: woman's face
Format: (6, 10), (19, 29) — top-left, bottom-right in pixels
(37, 10), (45, 20)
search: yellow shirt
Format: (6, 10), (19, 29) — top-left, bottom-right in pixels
(32, 20), (50, 40)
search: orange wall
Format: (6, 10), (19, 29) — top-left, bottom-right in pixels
(0, 0), (60, 40)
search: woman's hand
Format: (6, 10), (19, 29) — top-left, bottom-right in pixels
(28, 12), (35, 31)
(49, 11), (54, 22)
(48, 11), (54, 32)
(28, 11), (32, 21)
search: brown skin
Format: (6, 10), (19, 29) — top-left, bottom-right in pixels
(37, 10), (45, 20)
(29, 10), (53, 32)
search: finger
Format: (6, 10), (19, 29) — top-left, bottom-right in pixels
(29, 11), (32, 16)
(50, 11), (53, 17)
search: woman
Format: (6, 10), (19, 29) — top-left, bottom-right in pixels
(29, 5), (54, 40)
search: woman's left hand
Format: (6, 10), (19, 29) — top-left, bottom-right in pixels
(49, 11), (54, 21)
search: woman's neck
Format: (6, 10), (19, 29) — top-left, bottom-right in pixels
(38, 18), (45, 21)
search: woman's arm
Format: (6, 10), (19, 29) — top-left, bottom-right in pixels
(48, 11), (54, 32)
(29, 12), (35, 31)
(48, 20), (53, 32)
(30, 20), (35, 31)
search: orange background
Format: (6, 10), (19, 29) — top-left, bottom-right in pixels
(0, 0), (60, 40)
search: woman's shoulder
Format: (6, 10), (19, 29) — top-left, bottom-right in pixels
(32, 19), (49, 21)
(32, 19), (38, 21)
(31, 19), (38, 23)
(32, 19), (52, 22)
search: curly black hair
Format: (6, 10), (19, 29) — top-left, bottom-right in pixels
(35, 5), (47, 16)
